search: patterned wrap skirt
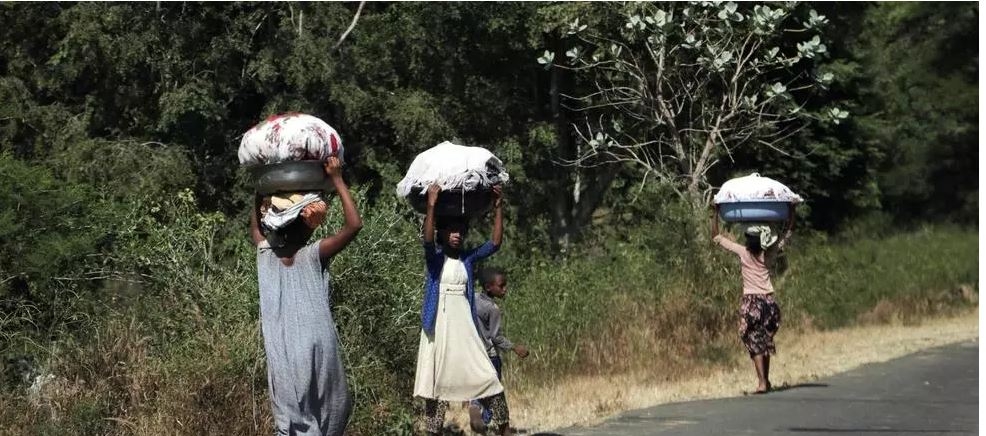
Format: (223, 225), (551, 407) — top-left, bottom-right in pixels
(738, 293), (781, 356)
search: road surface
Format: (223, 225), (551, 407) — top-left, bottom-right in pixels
(540, 340), (978, 436)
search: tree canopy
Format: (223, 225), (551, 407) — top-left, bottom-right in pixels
(0, 2), (977, 434)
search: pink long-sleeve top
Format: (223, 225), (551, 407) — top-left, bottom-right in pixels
(714, 233), (789, 295)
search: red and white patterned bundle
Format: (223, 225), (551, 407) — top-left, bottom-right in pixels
(238, 113), (344, 165)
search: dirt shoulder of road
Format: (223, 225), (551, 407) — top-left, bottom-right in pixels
(482, 309), (978, 433)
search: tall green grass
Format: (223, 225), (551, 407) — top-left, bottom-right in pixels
(781, 227), (979, 327)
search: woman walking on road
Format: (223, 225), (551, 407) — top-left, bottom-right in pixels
(711, 205), (794, 394)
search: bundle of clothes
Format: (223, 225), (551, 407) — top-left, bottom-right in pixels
(239, 112), (344, 165)
(716, 173), (802, 220)
(239, 113), (344, 238)
(713, 173), (803, 204)
(396, 141), (509, 216)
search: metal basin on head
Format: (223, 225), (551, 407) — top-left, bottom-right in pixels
(250, 160), (335, 195)
(406, 186), (494, 218)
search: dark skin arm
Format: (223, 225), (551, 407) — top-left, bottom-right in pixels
(786, 203), (796, 233)
(250, 194), (266, 246)
(423, 184), (440, 244)
(317, 156), (363, 263)
(710, 204), (739, 243)
(779, 203), (796, 246)
(514, 344), (529, 358)
(710, 204), (721, 240)
(491, 184), (504, 247)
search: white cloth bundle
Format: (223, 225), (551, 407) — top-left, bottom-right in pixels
(238, 113), (344, 165)
(395, 141), (509, 197)
(714, 173), (803, 204)
(261, 193), (322, 232)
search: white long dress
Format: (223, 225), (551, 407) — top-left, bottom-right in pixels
(413, 257), (504, 401)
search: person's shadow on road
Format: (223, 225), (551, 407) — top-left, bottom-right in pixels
(771, 382), (828, 393)
(743, 382), (828, 395)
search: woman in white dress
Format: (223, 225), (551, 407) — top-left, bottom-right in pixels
(414, 184), (511, 435)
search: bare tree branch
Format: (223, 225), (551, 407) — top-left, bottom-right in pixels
(334, 1), (366, 50)
(551, 2), (827, 207)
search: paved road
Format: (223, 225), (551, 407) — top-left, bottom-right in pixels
(539, 341), (978, 436)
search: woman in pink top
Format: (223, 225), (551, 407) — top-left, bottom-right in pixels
(711, 204), (794, 394)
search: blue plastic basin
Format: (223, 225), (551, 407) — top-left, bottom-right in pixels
(719, 201), (791, 222)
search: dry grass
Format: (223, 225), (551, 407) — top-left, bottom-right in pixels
(1, 317), (273, 436)
(487, 308), (979, 432)
(7, 295), (975, 436)
(3, 227), (976, 435)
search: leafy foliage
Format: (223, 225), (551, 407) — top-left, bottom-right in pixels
(854, 2), (978, 224)
(0, 2), (977, 434)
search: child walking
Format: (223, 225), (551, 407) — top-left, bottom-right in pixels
(469, 267), (529, 433)
(250, 156), (363, 435)
(710, 204), (794, 394)
(413, 184), (512, 436)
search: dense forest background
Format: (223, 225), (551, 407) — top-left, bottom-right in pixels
(0, 2), (978, 435)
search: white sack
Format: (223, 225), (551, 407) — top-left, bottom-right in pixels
(714, 173), (803, 204)
(395, 141), (509, 197)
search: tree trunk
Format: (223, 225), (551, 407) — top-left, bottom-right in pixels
(544, 36), (620, 248)
(549, 38), (574, 248)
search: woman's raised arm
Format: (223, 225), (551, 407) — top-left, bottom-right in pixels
(318, 157), (363, 262)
